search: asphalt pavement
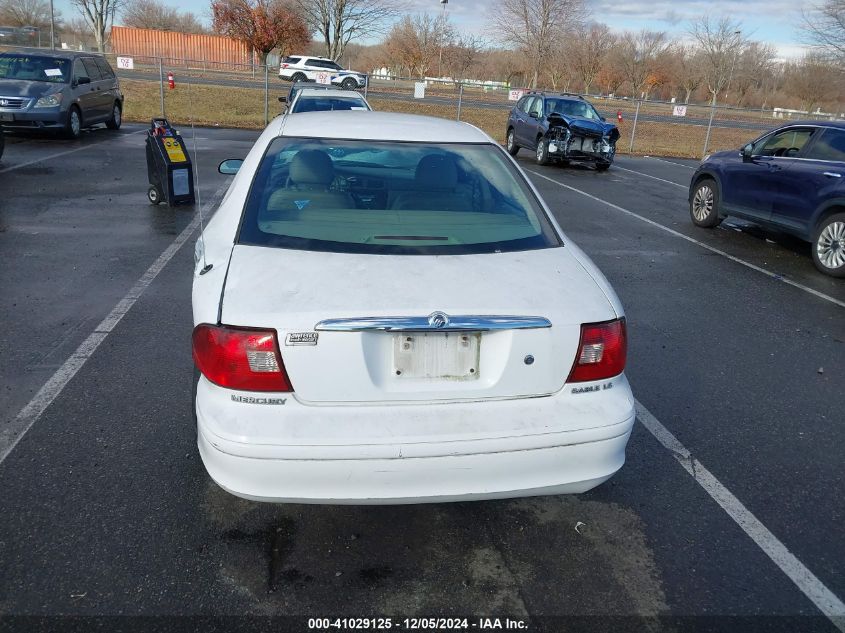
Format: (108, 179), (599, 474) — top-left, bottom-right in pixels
(0, 124), (843, 632)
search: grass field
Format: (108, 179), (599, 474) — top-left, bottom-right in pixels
(121, 79), (769, 159)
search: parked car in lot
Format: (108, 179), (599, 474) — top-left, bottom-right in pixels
(278, 55), (367, 90)
(506, 91), (620, 170)
(0, 26), (19, 43)
(0, 49), (123, 139)
(689, 121), (845, 277)
(192, 111), (634, 504)
(287, 87), (371, 114)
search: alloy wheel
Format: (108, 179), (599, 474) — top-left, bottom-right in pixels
(816, 221), (845, 270)
(692, 185), (714, 222)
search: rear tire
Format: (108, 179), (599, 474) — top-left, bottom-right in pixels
(811, 212), (845, 277)
(535, 136), (550, 166)
(690, 178), (722, 228)
(105, 102), (121, 130)
(64, 106), (82, 139)
(148, 186), (162, 205)
(596, 162), (611, 172)
(506, 128), (519, 156)
(291, 72), (307, 83)
(341, 77), (357, 90)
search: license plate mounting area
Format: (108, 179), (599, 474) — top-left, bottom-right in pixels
(393, 332), (480, 380)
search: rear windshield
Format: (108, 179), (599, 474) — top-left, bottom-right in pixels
(0, 54), (70, 83)
(237, 138), (561, 255)
(291, 96), (368, 113)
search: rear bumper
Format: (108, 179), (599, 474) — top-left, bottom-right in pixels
(199, 424), (632, 504)
(195, 375), (636, 504)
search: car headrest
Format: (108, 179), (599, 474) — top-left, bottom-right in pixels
(289, 149), (334, 186)
(415, 154), (458, 190)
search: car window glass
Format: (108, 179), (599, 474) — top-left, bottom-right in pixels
(73, 59), (90, 83)
(94, 57), (114, 79)
(757, 128), (814, 157)
(238, 138), (561, 255)
(515, 96), (528, 112)
(545, 99), (598, 120)
(283, 56), (301, 64)
(81, 58), (103, 81)
(0, 54), (70, 83)
(805, 129), (845, 162)
(291, 96), (368, 113)
(526, 97), (540, 116)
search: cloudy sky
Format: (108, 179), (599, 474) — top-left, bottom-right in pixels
(410, 0), (812, 58)
(54, 0), (811, 59)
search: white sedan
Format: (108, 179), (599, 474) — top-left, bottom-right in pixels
(192, 111), (635, 504)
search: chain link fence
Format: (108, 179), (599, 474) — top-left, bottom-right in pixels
(4, 46), (843, 159)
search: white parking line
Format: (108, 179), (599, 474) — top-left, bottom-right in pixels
(612, 164), (687, 189)
(0, 183), (228, 465)
(635, 400), (845, 631)
(644, 156), (697, 170)
(0, 128), (145, 174)
(527, 170), (845, 310)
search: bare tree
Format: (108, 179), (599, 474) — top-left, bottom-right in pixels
(297, 0), (400, 61)
(688, 15), (747, 106)
(617, 29), (669, 98)
(492, 0), (587, 88)
(0, 0), (60, 30)
(672, 44), (704, 103)
(730, 42), (775, 106)
(444, 33), (485, 82)
(783, 52), (844, 113)
(70, 0), (122, 51)
(801, 0), (845, 61)
(569, 22), (613, 95)
(383, 13), (451, 78)
(121, 0), (205, 33)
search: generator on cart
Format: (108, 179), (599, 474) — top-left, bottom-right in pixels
(145, 118), (195, 206)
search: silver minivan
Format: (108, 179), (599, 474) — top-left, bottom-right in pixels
(0, 49), (124, 139)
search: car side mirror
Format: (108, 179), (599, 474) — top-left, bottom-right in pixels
(218, 159), (243, 175)
(529, 111), (539, 119)
(76, 76), (90, 86)
(600, 116), (606, 122)
(742, 143), (753, 162)
(278, 96), (286, 103)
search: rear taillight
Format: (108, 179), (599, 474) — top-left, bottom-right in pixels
(192, 324), (293, 392)
(567, 318), (627, 383)
(281, 63), (289, 68)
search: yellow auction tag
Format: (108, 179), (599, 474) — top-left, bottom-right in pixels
(163, 137), (187, 163)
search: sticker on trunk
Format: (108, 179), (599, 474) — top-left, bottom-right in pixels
(285, 332), (318, 346)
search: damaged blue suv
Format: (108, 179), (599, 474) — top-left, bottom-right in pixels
(505, 91), (620, 171)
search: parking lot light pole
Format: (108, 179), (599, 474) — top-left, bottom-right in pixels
(628, 100), (641, 153)
(263, 63), (269, 125)
(49, 0), (55, 49)
(438, 0), (448, 78)
(158, 58), (165, 117)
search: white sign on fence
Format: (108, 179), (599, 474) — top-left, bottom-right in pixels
(315, 72), (332, 85)
(116, 56), (134, 70)
(414, 82), (426, 99)
(509, 89), (524, 101)
(672, 105), (688, 117)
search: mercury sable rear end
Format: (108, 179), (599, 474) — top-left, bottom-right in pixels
(192, 112), (635, 504)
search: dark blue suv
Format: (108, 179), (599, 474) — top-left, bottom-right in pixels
(689, 121), (845, 277)
(505, 92), (620, 171)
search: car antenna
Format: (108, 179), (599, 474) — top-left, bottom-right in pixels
(187, 76), (212, 275)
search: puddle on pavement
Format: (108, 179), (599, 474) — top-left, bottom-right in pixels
(202, 479), (668, 617)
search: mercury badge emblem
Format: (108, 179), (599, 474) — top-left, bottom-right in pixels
(0, 100), (8, 107)
(428, 312), (449, 329)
